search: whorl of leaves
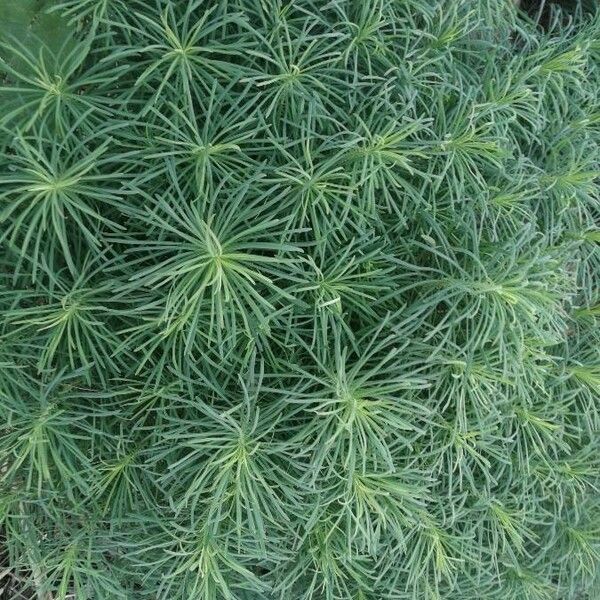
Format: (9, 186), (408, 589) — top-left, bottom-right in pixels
(0, 1), (599, 599)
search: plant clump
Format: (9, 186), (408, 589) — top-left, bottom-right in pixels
(0, 1), (599, 599)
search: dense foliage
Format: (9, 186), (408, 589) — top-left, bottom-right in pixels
(1, 1), (599, 598)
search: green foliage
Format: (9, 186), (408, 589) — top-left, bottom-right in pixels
(0, 1), (599, 599)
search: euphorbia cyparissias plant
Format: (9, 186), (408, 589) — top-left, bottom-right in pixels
(0, 1), (599, 599)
